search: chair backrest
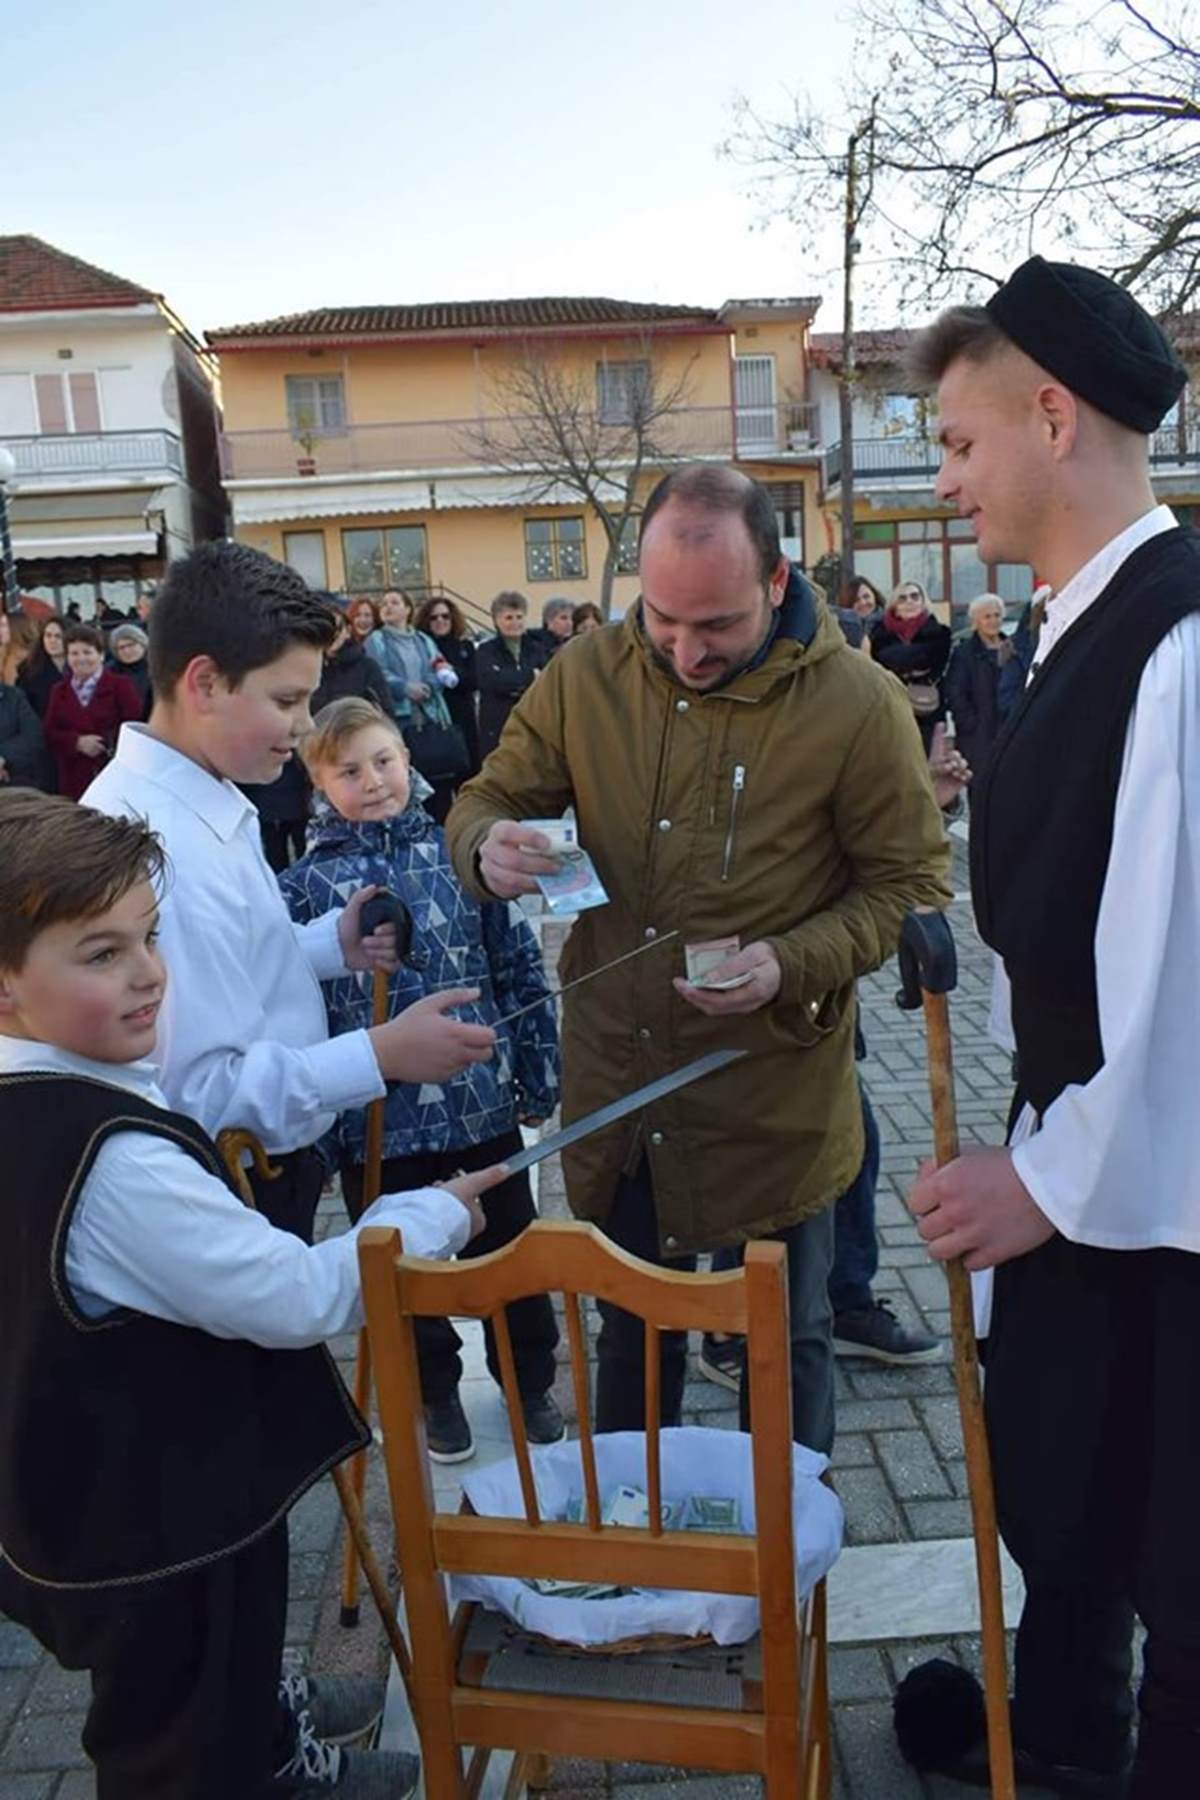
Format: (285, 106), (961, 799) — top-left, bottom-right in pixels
(358, 1219), (801, 1743)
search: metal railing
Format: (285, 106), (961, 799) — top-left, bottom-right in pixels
(1151, 423), (1200, 466)
(220, 403), (823, 482)
(826, 423), (1200, 488)
(4, 430), (185, 480)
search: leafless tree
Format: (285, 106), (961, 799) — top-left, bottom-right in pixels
(730, 0), (1200, 316)
(462, 339), (697, 616)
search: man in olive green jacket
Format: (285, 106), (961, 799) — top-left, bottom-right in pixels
(447, 465), (950, 1450)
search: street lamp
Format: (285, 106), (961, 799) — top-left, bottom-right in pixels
(0, 444), (17, 614)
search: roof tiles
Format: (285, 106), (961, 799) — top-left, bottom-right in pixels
(0, 235), (155, 312)
(208, 295), (719, 343)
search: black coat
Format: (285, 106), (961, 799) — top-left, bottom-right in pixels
(312, 641), (396, 719)
(430, 633), (480, 771)
(17, 657), (66, 720)
(869, 612), (952, 744)
(0, 683), (52, 790)
(944, 631), (1007, 774)
(476, 632), (548, 760)
(107, 656), (152, 719)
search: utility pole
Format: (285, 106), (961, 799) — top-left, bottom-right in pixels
(838, 107), (876, 587)
(0, 446), (17, 613)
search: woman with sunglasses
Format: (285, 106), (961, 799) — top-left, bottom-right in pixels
(417, 595), (480, 778)
(869, 579), (952, 751)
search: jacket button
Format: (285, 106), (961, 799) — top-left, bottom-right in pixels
(644, 926), (657, 940)
(650, 1130), (664, 1146)
(639, 1027), (651, 1040)
(657, 818), (671, 833)
(676, 700), (689, 714)
(665, 1234), (679, 1250)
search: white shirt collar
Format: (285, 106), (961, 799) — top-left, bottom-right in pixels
(1034, 504), (1178, 670)
(111, 724), (256, 845)
(0, 1035), (167, 1104)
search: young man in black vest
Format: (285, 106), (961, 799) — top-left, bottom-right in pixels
(0, 790), (506, 1799)
(907, 259), (1199, 1797)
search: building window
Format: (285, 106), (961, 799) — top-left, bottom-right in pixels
(766, 482), (805, 566)
(286, 375), (346, 438)
(852, 515), (1031, 621)
(615, 514), (639, 575)
(876, 393), (926, 439)
(525, 516), (586, 581)
(596, 361), (650, 425)
(341, 525), (428, 592)
(283, 531), (329, 589)
(34, 371), (101, 435)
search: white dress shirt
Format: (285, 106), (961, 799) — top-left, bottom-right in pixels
(0, 1038), (470, 1347)
(1001, 505), (1200, 1252)
(85, 726), (383, 1152)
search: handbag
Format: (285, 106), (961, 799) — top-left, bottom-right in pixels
(404, 688), (471, 783)
(904, 679), (941, 717)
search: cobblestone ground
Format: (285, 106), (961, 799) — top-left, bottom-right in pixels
(1, 835), (1033, 1798)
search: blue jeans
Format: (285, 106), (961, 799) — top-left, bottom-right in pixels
(712, 1082), (880, 1318)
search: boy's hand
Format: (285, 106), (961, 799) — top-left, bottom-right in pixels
(340, 885), (401, 973)
(370, 989), (496, 1082)
(437, 1161), (510, 1239)
(478, 820), (561, 899)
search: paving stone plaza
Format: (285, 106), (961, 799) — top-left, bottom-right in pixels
(0, 831), (1055, 1798)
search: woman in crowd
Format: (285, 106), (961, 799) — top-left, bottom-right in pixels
(107, 623), (153, 718)
(15, 615), (66, 718)
(572, 602), (604, 636)
(944, 594), (1013, 788)
(839, 575), (885, 627)
(345, 595), (379, 645)
(869, 579), (952, 752)
(417, 595), (479, 773)
(312, 601), (395, 718)
(0, 611), (37, 688)
(365, 590), (443, 721)
(0, 664), (50, 790)
(42, 624), (141, 800)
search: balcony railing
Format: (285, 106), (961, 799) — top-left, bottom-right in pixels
(220, 403), (822, 482)
(1151, 423), (1200, 465)
(4, 430), (184, 480)
(826, 422), (1200, 488)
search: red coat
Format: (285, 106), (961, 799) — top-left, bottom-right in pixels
(44, 671), (142, 801)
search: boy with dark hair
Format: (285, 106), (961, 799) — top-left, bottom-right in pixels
(283, 698), (563, 1462)
(476, 589), (547, 760)
(86, 541), (496, 1240)
(0, 788), (506, 1798)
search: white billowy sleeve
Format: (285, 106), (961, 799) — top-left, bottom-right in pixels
(66, 1130), (472, 1349)
(1011, 612), (1200, 1250)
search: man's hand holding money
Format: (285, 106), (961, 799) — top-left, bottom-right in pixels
(674, 941), (781, 1016)
(477, 820), (563, 898)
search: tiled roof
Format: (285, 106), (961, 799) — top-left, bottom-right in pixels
(208, 296), (720, 344)
(809, 328), (915, 370)
(0, 235), (156, 312)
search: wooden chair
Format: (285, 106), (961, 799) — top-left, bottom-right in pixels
(358, 1218), (831, 1800)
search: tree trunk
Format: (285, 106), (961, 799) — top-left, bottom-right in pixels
(599, 542), (617, 619)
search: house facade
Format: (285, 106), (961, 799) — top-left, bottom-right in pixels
(210, 294), (825, 626)
(0, 236), (224, 617)
(809, 324), (1200, 622)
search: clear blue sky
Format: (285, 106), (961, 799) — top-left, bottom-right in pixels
(11, 0), (855, 337)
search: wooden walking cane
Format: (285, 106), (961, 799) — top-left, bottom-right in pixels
(896, 910), (1016, 1800)
(214, 1123), (416, 1702)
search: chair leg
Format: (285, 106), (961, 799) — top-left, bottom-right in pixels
(502, 1751), (552, 1800)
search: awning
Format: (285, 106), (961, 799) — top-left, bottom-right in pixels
(10, 488), (162, 559)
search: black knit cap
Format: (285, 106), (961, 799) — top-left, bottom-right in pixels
(985, 256), (1186, 433)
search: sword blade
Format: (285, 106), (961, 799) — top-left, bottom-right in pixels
(493, 929), (680, 1030)
(501, 1048), (747, 1175)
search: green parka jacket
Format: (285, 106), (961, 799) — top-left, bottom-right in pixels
(447, 577), (951, 1252)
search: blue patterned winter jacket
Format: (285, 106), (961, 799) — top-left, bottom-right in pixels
(279, 798), (559, 1167)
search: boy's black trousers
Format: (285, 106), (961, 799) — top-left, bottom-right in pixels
(0, 1523), (293, 1799)
(340, 1126), (558, 1404)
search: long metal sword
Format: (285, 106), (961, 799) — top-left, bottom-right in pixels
(493, 929), (680, 1029)
(501, 1047), (746, 1175)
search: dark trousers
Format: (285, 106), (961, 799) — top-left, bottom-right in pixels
(340, 1127), (558, 1404)
(247, 1145), (325, 1245)
(827, 1084), (881, 1316)
(986, 1234), (1200, 1793)
(594, 1157), (835, 1453)
(0, 1524), (293, 1800)
(258, 819), (307, 875)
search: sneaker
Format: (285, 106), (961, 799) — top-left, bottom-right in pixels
(280, 1672), (386, 1746)
(832, 1297), (941, 1364)
(276, 1710), (419, 1797)
(522, 1391), (567, 1445)
(697, 1333), (744, 1390)
(423, 1393), (474, 1464)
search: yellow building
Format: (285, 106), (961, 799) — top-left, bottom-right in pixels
(208, 295), (824, 628)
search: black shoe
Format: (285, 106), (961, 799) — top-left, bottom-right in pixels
(423, 1393), (474, 1464)
(521, 1391), (566, 1445)
(832, 1297), (941, 1363)
(697, 1333), (744, 1390)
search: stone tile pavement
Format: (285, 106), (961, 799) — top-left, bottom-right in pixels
(1, 833), (1042, 1797)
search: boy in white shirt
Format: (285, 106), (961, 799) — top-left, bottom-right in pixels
(86, 541), (496, 1240)
(0, 789), (505, 1798)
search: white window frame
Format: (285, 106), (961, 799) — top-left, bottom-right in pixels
(285, 375), (347, 438)
(596, 360), (651, 425)
(31, 369), (103, 435)
(734, 355), (778, 452)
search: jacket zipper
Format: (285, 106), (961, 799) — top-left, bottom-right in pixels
(721, 764), (745, 882)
